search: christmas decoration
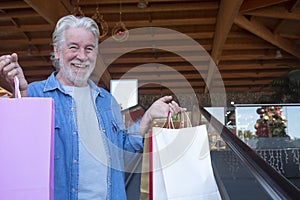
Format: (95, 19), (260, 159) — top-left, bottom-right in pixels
(254, 106), (288, 137)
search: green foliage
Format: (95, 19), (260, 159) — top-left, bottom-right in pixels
(270, 65), (300, 103)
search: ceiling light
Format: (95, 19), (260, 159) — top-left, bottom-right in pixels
(275, 49), (283, 59)
(137, 0), (148, 9)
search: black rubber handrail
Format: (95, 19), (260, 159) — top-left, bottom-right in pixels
(199, 106), (300, 199)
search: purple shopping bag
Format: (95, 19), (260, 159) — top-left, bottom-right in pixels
(0, 97), (54, 200)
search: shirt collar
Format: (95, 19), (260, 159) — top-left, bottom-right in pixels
(43, 71), (104, 97)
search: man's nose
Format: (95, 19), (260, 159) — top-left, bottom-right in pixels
(76, 48), (87, 61)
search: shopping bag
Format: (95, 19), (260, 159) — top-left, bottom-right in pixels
(139, 134), (151, 200)
(151, 112), (221, 200)
(0, 77), (54, 200)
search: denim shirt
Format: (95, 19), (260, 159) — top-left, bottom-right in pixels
(28, 72), (144, 200)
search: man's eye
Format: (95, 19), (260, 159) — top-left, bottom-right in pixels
(86, 47), (94, 52)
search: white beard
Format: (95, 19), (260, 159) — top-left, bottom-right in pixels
(58, 53), (96, 87)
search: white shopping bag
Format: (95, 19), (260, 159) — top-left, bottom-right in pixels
(151, 113), (221, 200)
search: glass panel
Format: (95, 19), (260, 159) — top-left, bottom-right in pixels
(203, 122), (273, 199)
(234, 104), (300, 189)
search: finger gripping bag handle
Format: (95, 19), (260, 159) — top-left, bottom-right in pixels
(14, 76), (21, 98)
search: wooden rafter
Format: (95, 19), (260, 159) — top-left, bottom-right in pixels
(24, 0), (72, 24)
(205, 0), (244, 93)
(240, 0), (289, 12)
(244, 5), (300, 20)
(234, 14), (300, 58)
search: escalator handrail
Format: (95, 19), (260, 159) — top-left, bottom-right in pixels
(199, 106), (300, 199)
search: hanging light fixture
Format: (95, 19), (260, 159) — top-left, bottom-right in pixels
(71, 0), (85, 17)
(275, 49), (283, 59)
(112, 1), (129, 42)
(92, 5), (108, 40)
(137, 0), (148, 9)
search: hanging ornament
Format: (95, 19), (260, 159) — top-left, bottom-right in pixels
(92, 6), (108, 39)
(71, 0), (85, 17)
(112, 2), (129, 42)
(112, 21), (129, 42)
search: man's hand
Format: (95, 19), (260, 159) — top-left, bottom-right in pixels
(0, 53), (28, 97)
(139, 96), (186, 135)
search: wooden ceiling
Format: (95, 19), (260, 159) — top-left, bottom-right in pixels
(0, 0), (300, 96)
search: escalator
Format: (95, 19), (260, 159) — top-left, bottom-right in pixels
(125, 105), (300, 199)
(199, 106), (300, 199)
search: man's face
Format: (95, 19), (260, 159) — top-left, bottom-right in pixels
(56, 27), (97, 86)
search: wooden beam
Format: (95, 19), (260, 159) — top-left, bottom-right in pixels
(287, 0), (300, 12)
(109, 65), (207, 73)
(111, 70), (286, 80)
(0, 24), (53, 32)
(141, 81), (206, 88)
(0, 10), (39, 19)
(274, 0), (300, 32)
(219, 61), (298, 70)
(109, 61), (296, 73)
(81, 1), (219, 14)
(0, 50), (52, 59)
(111, 73), (203, 81)
(0, 38), (51, 45)
(104, 18), (216, 28)
(0, 1), (30, 9)
(24, 0), (72, 24)
(211, 0), (244, 62)
(244, 5), (300, 20)
(205, 0), (244, 93)
(240, 0), (289, 12)
(234, 14), (300, 58)
(137, 88), (205, 95)
(105, 55), (209, 64)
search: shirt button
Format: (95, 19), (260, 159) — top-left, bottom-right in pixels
(108, 182), (112, 186)
(73, 159), (77, 164)
(72, 131), (77, 135)
(71, 188), (76, 192)
(102, 129), (106, 133)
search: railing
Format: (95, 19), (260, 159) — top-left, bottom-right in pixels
(199, 106), (300, 199)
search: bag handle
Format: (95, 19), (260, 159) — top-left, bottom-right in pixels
(165, 111), (192, 129)
(165, 111), (175, 129)
(14, 76), (21, 98)
(179, 111), (192, 128)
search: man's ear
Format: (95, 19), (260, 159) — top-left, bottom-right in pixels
(53, 45), (59, 59)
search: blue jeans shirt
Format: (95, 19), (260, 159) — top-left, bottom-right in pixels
(28, 72), (144, 200)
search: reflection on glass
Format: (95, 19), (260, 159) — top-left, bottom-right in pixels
(234, 104), (300, 190)
(235, 104), (300, 141)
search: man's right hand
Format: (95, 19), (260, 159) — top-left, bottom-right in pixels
(0, 53), (28, 97)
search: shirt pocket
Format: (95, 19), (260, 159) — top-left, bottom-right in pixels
(110, 120), (126, 147)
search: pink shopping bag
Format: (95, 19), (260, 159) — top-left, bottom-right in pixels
(0, 97), (54, 200)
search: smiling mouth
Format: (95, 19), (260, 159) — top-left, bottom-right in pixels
(71, 63), (88, 68)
